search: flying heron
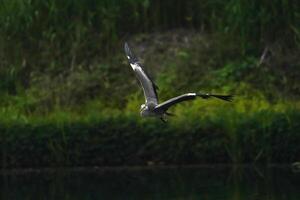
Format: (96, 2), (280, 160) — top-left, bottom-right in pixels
(124, 42), (233, 122)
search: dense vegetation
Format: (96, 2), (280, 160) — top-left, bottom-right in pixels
(0, 0), (299, 168)
(1, 99), (300, 168)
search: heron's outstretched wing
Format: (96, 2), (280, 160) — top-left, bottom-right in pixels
(154, 93), (233, 112)
(154, 93), (197, 112)
(124, 42), (158, 106)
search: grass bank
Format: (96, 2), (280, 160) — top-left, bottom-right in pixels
(1, 96), (299, 168)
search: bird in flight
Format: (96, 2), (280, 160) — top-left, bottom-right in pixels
(124, 42), (233, 122)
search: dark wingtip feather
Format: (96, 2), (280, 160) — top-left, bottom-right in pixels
(214, 94), (234, 102)
(124, 42), (138, 63)
(124, 42), (130, 58)
(124, 42), (129, 53)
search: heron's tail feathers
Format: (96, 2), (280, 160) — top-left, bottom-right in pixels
(197, 93), (233, 102)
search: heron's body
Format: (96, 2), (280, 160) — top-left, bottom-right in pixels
(140, 108), (161, 117)
(124, 42), (233, 122)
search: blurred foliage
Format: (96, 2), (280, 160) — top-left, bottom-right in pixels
(0, 0), (299, 167)
(0, 95), (299, 168)
(0, 0), (299, 106)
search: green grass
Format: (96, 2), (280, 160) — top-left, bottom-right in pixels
(1, 92), (299, 168)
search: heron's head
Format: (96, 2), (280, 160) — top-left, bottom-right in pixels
(140, 104), (147, 112)
(140, 104), (150, 117)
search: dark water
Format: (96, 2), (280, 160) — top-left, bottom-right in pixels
(1, 165), (299, 200)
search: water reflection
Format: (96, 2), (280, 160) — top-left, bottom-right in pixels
(1, 165), (299, 200)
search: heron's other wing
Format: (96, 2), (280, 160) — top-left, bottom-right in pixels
(124, 43), (158, 106)
(154, 93), (197, 112)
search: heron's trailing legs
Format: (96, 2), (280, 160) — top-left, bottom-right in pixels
(160, 112), (175, 123)
(160, 117), (167, 123)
